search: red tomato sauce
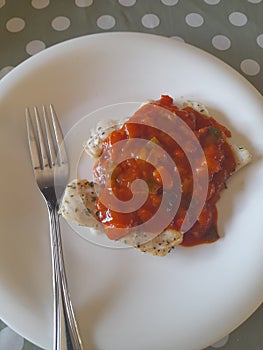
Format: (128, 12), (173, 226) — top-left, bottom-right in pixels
(94, 95), (236, 246)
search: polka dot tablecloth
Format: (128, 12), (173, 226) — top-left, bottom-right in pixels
(0, 1), (262, 349)
(0, 0), (263, 89)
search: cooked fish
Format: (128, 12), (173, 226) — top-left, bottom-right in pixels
(60, 101), (251, 256)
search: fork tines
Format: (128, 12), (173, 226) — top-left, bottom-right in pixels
(26, 105), (66, 170)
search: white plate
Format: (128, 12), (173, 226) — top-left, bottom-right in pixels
(0, 33), (263, 350)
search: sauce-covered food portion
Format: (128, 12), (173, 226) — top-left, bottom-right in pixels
(60, 96), (251, 256)
(94, 95), (236, 246)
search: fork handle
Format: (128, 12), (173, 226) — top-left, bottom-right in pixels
(48, 204), (83, 350)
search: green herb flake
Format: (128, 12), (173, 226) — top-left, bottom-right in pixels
(206, 126), (222, 143)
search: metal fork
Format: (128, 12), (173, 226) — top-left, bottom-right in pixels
(26, 105), (83, 350)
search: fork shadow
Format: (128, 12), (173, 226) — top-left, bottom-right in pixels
(75, 250), (133, 350)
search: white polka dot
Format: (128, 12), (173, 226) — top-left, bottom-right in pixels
(118, 0), (136, 6)
(240, 59), (260, 76)
(212, 35), (231, 50)
(204, 0), (220, 4)
(211, 335), (229, 348)
(0, 0), (6, 9)
(6, 17), (25, 33)
(0, 326), (24, 350)
(257, 34), (263, 48)
(0, 66), (14, 79)
(161, 0), (179, 5)
(31, 0), (49, 9)
(75, 0), (93, 7)
(229, 12), (247, 26)
(141, 14), (160, 29)
(185, 13), (204, 27)
(170, 36), (185, 42)
(26, 40), (46, 55)
(97, 15), (116, 30)
(248, 0), (262, 3)
(51, 16), (71, 31)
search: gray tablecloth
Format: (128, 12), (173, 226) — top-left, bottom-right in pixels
(0, 1), (262, 349)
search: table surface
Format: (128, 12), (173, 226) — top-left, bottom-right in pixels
(0, 1), (262, 349)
